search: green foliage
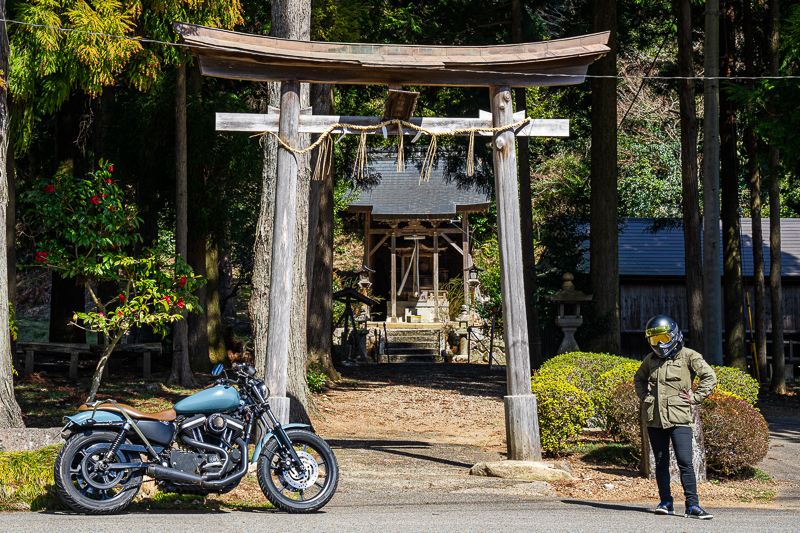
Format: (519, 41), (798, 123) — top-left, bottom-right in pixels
(530, 375), (594, 454)
(541, 352), (633, 398)
(700, 394), (770, 475)
(605, 380), (642, 447)
(0, 445), (66, 511)
(22, 163), (204, 341)
(443, 276), (464, 321)
(306, 363), (327, 393)
(472, 237), (501, 325)
(710, 366), (760, 406)
(597, 361), (642, 425)
(8, 302), (17, 342)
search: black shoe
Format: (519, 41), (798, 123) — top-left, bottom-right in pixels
(654, 501), (674, 515)
(685, 505), (713, 520)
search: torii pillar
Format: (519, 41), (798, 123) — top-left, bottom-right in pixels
(263, 80), (301, 424)
(491, 86), (541, 461)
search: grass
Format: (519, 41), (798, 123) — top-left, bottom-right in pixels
(15, 318), (49, 343)
(737, 488), (776, 504)
(733, 467), (773, 483)
(564, 440), (640, 468)
(0, 445), (67, 511)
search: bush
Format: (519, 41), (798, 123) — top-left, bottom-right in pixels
(700, 393), (770, 475)
(541, 352), (634, 403)
(531, 376), (594, 454)
(306, 363), (327, 393)
(606, 380), (642, 447)
(710, 366), (759, 405)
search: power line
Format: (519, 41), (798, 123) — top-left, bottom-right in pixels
(4, 17), (800, 82)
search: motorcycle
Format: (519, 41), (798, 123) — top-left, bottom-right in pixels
(54, 362), (339, 514)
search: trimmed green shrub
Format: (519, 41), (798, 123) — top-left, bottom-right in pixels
(605, 380), (642, 447)
(700, 393), (770, 474)
(710, 366), (759, 405)
(531, 376), (594, 454)
(541, 352), (635, 404)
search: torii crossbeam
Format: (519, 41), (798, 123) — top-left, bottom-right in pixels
(175, 22), (609, 462)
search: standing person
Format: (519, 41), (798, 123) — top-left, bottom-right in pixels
(634, 315), (718, 520)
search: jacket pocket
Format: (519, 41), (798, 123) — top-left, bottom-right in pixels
(665, 362), (683, 382)
(643, 396), (656, 423)
(667, 398), (692, 425)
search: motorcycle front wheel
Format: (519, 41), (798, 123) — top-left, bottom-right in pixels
(257, 429), (339, 513)
(54, 429), (143, 514)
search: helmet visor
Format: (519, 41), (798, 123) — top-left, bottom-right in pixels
(647, 333), (671, 346)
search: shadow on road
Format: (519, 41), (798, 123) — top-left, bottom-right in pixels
(560, 499), (654, 514)
(327, 438), (474, 469)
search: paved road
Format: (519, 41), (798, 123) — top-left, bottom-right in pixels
(0, 494), (797, 533)
(760, 417), (800, 509)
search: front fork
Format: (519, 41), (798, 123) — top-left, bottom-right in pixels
(261, 406), (304, 469)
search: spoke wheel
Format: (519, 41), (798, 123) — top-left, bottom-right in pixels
(54, 429), (143, 514)
(257, 429), (339, 513)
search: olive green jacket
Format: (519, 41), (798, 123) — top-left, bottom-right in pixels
(633, 347), (717, 429)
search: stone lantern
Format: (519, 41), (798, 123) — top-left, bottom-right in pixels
(457, 264), (483, 322)
(546, 273), (593, 355)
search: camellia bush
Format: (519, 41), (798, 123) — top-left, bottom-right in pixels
(24, 162), (204, 401)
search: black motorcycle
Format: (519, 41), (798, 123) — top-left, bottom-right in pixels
(55, 362), (339, 514)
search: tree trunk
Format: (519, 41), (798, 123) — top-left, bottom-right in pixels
(307, 83), (340, 381)
(703, 0), (723, 365)
(512, 0), (542, 369)
(0, 2), (23, 428)
(7, 130), (19, 371)
(589, 0), (620, 354)
(744, 0), (768, 383)
(677, 0), (703, 352)
(187, 228), (210, 372)
(218, 246), (236, 317)
(206, 241), (228, 365)
(766, 0), (785, 394)
(720, 1), (747, 371)
(168, 63), (196, 388)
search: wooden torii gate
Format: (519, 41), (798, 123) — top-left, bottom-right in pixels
(175, 23), (609, 461)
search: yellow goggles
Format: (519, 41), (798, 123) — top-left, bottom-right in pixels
(647, 333), (671, 346)
(646, 325), (671, 346)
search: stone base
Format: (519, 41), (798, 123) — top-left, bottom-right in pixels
(469, 460), (575, 481)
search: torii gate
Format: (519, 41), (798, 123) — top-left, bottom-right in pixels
(175, 23), (609, 461)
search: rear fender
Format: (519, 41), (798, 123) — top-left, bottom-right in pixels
(61, 410), (127, 440)
(250, 423), (311, 463)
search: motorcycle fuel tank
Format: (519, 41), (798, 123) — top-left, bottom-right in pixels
(173, 386), (241, 414)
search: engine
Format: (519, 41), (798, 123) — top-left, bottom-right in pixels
(158, 412), (247, 493)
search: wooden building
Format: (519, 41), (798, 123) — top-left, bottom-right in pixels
(610, 218), (800, 360)
(348, 151), (490, 323)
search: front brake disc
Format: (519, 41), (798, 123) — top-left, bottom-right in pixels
(277, 450), (319, 490)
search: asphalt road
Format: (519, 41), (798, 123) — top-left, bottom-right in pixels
(0, 494), (797, 533)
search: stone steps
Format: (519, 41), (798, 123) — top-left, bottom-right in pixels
(382, 328), (443, 363)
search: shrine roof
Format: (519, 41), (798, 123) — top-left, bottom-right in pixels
(347, 151), (490, 220)
(173, 23), (610, 88)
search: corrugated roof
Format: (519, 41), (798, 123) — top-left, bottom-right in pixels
(615, 218), (800, 277)
(348, 151), (490, 220)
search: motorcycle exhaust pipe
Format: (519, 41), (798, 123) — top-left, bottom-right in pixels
(180, 435), (230, 480)
(146, 438), (250, 489)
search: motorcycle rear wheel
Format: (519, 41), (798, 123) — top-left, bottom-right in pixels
(257, 429), (339, 513)
(54, 429), (143, 514)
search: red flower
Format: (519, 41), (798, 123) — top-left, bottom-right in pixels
(102, 194), (106, 199)
(180, 276), (187, 288)
(109, 165), (114, 173)
(35, 251), (47, 262)
(117, 311), (122, 317)
(90, 195), (100, 205)
(163, 296), (171, 304)
(119, 294), (125, 302)
(43, 184), (55, 193)
(107, 179), (112, 184)
(177, 298), (185, 309)
(99, 312), (104, 317)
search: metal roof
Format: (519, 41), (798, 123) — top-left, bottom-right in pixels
(615, 218), (800, 277)
(347, 151), (490, 220)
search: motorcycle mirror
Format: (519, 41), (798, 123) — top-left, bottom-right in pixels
(212, 364), (224, 376)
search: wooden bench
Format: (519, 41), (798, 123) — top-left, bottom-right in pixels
(17, 342), (163, 379)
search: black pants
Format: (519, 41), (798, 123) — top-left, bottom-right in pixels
(647, 426), (698, 508)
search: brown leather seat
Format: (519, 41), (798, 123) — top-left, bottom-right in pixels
(78, 402), (177, 422)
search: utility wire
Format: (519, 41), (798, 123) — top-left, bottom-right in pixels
(5, 17), (800, 82)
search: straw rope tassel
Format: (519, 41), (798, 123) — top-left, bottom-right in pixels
(419, 134), (438, 183)
(355, 130), (369, 180)
(395, 120), (405, 172)
(466, 130), (475, 177)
